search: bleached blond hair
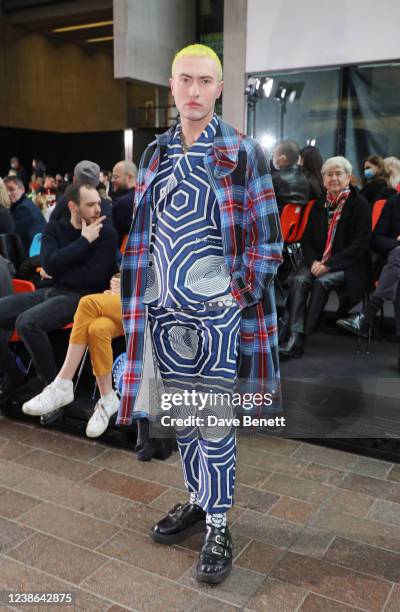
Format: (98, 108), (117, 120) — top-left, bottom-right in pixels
(0, 177), (11, 209)
(384, 156), (400, 189)
(172, 44), (223, 81)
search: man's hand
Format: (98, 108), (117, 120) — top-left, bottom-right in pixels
(311, 260), (329, 277)
(40, 268), (52, 280)
(110, 274), (121, 295)
(81, 216), (106, 243)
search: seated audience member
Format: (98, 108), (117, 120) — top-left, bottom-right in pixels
(0, 182), (117, 403)
(337, 192), (400, 365)
(99, 169), (111, 196)
(300, 145), (324, 200)
(360, 155), (388, 204)
(279, 156), (372, 359)
(271, 140), (310, 212)
(4, 176), (46, 254)
(28, 174), (44, 201)
(111, 160), (137, 243)
(39, 174), (57, 220)
(384, 156), (400, 192)
(23, 274), (122, 437)
(9, 156), (27, 188)
(51, 161), (112, 223)
(33, 194), (48, 217)
(0, 177), (15, 234)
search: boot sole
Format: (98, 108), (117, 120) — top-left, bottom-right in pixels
(151, 519), (206, 545)
(336, 321), (369, 339)
(196, 560), (232, 585)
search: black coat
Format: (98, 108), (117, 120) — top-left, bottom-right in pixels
(360, 177), (388, 204)
(371, 193), (400, 255)
(272, 164), (310, 212)
(301, 187), (372, 306)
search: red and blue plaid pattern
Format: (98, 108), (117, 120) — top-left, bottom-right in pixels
(117, 118), (283, 426)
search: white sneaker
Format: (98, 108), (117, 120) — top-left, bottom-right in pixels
(22, 381), (74, 416)
(86, 392), (119, 438)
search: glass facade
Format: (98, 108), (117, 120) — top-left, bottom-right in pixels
(247, 62), (400, 178)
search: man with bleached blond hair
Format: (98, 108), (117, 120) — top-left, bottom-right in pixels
(117, 44), (283, 584)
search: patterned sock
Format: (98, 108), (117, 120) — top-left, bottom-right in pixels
(189, 492), (201, 506)
(206, 512), (227, 531)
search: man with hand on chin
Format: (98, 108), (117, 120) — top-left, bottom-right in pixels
(0, 182), (117, 406)
(117, 44), (282, 585)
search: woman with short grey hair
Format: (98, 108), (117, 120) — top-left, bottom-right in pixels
(279, 155), (372, 359)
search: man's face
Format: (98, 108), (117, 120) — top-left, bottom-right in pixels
(170, 55), (223, 123)
(75, 187), (101, 224)
(55, 174), (63, 186)
(112, 163), (128, 192)
(6, 181), (24, 204)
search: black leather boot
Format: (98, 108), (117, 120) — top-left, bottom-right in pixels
(135, 418), (157, 462)
(336, 313), (370, 339)
(151, 502), (206, 544)
(196, 525), (233, 585)
(279, 332), (304, 360)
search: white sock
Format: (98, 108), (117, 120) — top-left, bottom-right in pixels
(206, 512), (227, 530)
(54, 377), (73, 392)
(101, 390), (116, 406)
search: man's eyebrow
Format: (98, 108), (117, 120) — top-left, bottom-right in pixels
(178, 73), (215, 79)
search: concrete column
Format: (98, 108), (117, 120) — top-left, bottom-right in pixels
(222, 0), (247, 132)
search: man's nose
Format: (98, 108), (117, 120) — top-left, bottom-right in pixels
(189, 81), (200, 96)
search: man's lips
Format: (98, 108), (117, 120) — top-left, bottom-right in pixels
(187, 102), (201, 107)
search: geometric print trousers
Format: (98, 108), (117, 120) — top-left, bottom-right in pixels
(148, 304), (241, 512)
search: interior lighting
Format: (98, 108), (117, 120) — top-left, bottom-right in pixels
(53, 21), (113, 33)
(86, 36), (114, 43)
(261, 134), (276, 149)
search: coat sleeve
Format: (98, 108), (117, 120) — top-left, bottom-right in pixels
(301, 203), (322, 267)
(325, 196), (372, 271)
(230, 140), (283, 309)
(371, 197), (399, 254)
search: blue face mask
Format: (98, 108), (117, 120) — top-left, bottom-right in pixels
(364, 168), (375, 179)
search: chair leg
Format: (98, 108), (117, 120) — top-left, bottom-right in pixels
(365, 326), (373, 355)
(73, 346), (89, 393)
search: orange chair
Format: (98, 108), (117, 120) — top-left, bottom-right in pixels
(9, 279), (36, 342)
(279, 204), (303, 243)
(372, 199), (387, 231)
(295, 199), (316, 242)
(120, 234), (129, 255)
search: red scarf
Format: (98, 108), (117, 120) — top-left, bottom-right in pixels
(321, 188), (351, 264)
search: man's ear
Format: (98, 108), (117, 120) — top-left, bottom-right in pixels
(67, 200), (77, 215)
(169, 76), (175, 96)
(216, 80), (224, 99)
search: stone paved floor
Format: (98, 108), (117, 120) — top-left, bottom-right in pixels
(1, 416), (400, 611)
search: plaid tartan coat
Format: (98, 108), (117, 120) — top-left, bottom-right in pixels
(116, 118), (283, 426)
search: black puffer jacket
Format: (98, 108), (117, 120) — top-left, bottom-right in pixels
(272, 164), (310, 212)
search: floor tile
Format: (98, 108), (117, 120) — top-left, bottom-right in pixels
(299, 592), (363, 611)
(234, 484), (279, 513)
(15, 449), (100, 482)
(298, 463), (345, 486)
(234, 510), (302, 548)
(0, 557), (110, 611)
(0, 516), (33, 553)
(190, 595), (241, 611)
(0, 461), (130, 520)
(0, 440), (32, 461)
(113, 501), (165, 534)
(246, 577), (308, 612)
(0, 487), (42, 519)
(339, 473), (400, 504)
(289, 528), (334, 559)
(385, 464), (400, 482)
(325, 488), (376, 517)
(0, 419), (33, 442)
(8, 532), (107, 584)
(20, 502), (118, 549)
(98, 529), (197, 579)
(271, 551), (391, 611)
(269, 496), (318, 524)
(350, 456), (393, 479)
(180, 564), (265, 608)
(323, 536), (400, 582)
(85, 469), (167, 503)
(82, 559), (195, 611)
(385, 584), (400, 612)
(311, 507), (400, 553)
(234, 539), (284, 574)
(237, 435), (302, 456)
(15, 428), (106, 461)
(368, 498), (400, 526)
(262, 473), (334, 504)
(235, 464), (271, 488)
(237, 446), (308, 476)
(292, 445), (358, 470)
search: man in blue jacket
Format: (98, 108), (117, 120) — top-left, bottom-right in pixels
(0, 182), (117, 403)
(5, 176), (46, 254)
